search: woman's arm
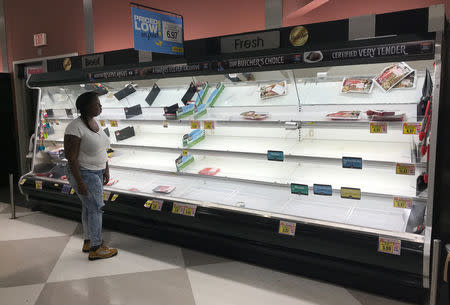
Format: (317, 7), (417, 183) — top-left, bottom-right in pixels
(64, 134), (88, 195)
(103, 161), (110, 185)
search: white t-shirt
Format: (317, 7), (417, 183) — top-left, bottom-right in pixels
(64, 117), (110, 170)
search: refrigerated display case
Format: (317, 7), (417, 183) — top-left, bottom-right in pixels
(19, 29), (442, 302)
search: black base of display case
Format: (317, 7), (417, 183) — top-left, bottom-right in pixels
(22, 183), (427, 304)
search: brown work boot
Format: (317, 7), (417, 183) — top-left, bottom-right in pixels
(82, 240), (106, 253)
(88, 244), (118, 261)
(82, 240), (90, 253)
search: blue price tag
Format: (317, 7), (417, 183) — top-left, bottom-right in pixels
(267, 150), (284, 161)
(342, 157), (362, 169)
(61, 184), (71, 194)
(313, 184), (332, 196)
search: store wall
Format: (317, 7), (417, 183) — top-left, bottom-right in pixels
(283, 0), (444, 26)
(3, 0), (85, 70)
(92, 0), (266, 53)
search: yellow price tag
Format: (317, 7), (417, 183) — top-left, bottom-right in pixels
(172, 204), (181, 214)
(370, 122), (387, 134)
(182, 149), (188, 156)
(102, 191), (111, 201)
(19, 179), (26, 185)
(190, 120), (200, 129)
(204, 121), (215, 130)
(70, 188), (75, 195)
(340, 187), (361, 200)
(378, 237), (401, 255)
(151, 201), (161, 211)
(396, 163), (415, 175)
(380, 241), (393, 253)
(111, 194), (119, 202)
(35, 181), (42, 190)
(109, 120), (118, 127)
(99, 120), (106, 127)
(403, 123), (420, 135)
(144, 200), (152, 208)
(278, 221), (296, 236)
(393, 197), (412, 208)
(184, 207), (192, 216)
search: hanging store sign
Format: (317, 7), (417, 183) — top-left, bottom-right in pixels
(132, 6), (184, 55)
(220, 31), (280, 53)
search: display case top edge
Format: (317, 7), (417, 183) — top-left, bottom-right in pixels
(28, 34), (436, 88)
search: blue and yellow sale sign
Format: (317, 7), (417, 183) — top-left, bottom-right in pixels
(132, 7), (184, 55)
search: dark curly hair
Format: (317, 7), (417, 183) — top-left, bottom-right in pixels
(75, 91), (98, 117)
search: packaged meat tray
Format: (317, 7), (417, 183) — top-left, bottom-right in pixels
(260, 81), (287, 99)
(366, 110), (405, 121)
(393, 70), (417, 89)
(326, 111), (361, 120)
(341, 77), (374, 94)
(373, 62), (413, 92)
(240, 111), (269, 120)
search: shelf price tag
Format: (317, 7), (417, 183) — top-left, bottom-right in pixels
(291, 183), (308, 195)
(35, 180), (42, 190)
(393, 197), (413, 209)
(204, 121), (215, 129)
(103, 191), (111, 201)
(340, 187), (361, 200)
(70, 188), (75, 195)
(396, 163), (415, 175)
(378, 237), (401, 255)
(144, 199), (163, 211)
(172, 203), (196, 217)
(61, 184), (71, 194)
(109, 120), (118, 127)
(111, 194), (119, 202)
(19, 179), (26, 185)
(99, 120), (106, 127)
(342, 157), (362, 169)
(403, 123), (421, 135)
(370, 122), (387, 134)
(182, 149), (188, 156)
(163, 120), (169, 128)
(190, 120), (200, 129)
(279, 221), (296, 236)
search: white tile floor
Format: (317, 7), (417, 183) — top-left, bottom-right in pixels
(0, 202), (415, 305)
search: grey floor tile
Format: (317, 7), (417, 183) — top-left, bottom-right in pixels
(182, 247), (231, 267)
(187, 261), (362, 305)
(0, 236), (70, 287)
(36, 268), (196, 305)
(347, 288), (415, 305)
(0, 283), (45, 305)
(0, 202), (31, 214)
(47, 231), (184, 283)
(0, 212), (78, 241)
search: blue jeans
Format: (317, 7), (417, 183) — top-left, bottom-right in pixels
(66, 166), (105, 247)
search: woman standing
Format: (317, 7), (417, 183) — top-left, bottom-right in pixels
(64, 91), (118, 260)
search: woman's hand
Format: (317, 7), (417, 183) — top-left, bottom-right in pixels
(103, 170), (110, 185)
(78, 181), (89, 196)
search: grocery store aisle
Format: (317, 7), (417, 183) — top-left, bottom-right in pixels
(0, 202), (414, 305)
